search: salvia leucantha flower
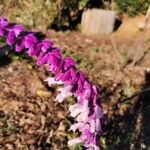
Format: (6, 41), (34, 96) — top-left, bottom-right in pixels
(0, 17), (103, 150)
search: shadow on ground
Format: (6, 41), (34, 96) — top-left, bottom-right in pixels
(103, 71), (150, 150)
(140, 71), (150, 149)
(0, 45), (11, 67)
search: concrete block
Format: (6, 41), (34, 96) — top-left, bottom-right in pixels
(81, 9), (116, 35)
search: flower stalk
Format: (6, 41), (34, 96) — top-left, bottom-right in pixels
(0, 17), (103, 150)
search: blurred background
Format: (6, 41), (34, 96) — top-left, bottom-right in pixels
(0, 0), (149, 30)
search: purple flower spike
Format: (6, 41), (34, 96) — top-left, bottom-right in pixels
(0, 17), (103, 150)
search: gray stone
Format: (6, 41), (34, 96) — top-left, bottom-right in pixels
(81, 9), (116, 35)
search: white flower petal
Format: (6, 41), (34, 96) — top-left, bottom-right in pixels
(69, 122), (85, 132)
(69, 103), (82, 117)
(68, 138), (82, 146)
(76, 100), (89, 122)
(90, 120), (96, 133)
(55, 85), (73, 103)
(87, 145), (100, 150)
(45, 77), (63, 86)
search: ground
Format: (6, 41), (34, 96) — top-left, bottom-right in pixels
(0, 16), (150, 150)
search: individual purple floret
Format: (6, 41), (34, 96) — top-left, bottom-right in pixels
(47, 48), (62, 73)
(0, 17), (8, 36)
(35, 39), (53, 56)
(0, 17), (103, 150)
(24, 33), (39, 56)
(16, 37), (25, 52)
(6, 25), (24, 45)
(68, 129), (100, 150)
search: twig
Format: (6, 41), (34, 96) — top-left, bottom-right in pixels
(107, 86), (150, 111)
(119, 87), (150, 103)
(110, 35), (118, 53)
(133, 50), (150, 66)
